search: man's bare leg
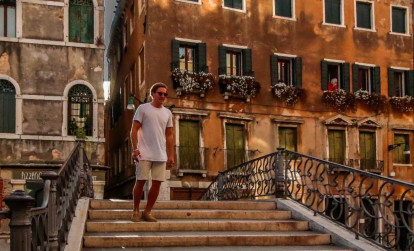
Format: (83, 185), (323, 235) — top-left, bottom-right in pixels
(142, 180), (162, 222)
(131, 180), (146, 221)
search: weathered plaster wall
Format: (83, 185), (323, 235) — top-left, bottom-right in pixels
(22, 3), (64, 41)
(22, 100), (62, 135)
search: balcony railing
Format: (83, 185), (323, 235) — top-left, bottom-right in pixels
(201, 148), (414, 250)
(357, 159), (384, 173)
(176, 146), (208, 177)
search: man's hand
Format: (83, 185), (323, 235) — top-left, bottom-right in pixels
(132, 149), (141, 163)
(167, 156), (175, 170)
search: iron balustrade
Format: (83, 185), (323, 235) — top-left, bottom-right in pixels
(0, 141), (94, 251)
(357, 159), (385, 173)
(201, 148), (414, 250)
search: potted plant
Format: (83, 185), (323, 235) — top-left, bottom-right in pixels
(218, 75), (260, 101)
(389, 96), (414, 112)
(322, 89), (355, 112)
(171, 68), (214, 97)
(271, 82), (305, 106)
(354, 90), (387, 112)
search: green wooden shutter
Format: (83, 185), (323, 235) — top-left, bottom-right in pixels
(321, 60), (328, 90)
(388, 68), (395, 97)
(81, 4), (94, 43)
(218, 45), (227, 75)
(352, 64), (359, 92)
(224, 0), (233, 8)
(179, 120), (200, 170)
(359, 132), (376, 169)
(293, 57), (302, 88)
(0, 92), (15, 133)
(278, 127), (297, 151)
(271, 55), (279, 86)
(171, 40), (180, 71)
(69, 4), (82, 42)
(392, 7), (406, 33)
(357, 2), (371, 29)
(197, 42), (207, 72)
(325, 0), (341, 25)
(242, 49), (252, 76)
(393, 134), (408, 164)
(373, 67), (380, 94)
(406, 70), (414, 97)
(226, 124), (245, 169)
(341, 63), (350, 92)
(328, 130), (345, 164)
(276, 0), (292, 18)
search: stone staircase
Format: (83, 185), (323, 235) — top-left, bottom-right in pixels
(82, 200), (353, 250)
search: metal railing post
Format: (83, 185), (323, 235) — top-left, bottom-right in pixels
(217, 172), (224, 201)
(4, 190), (35, 251)
(276, 147), (286, 198)
(40, 171), (59, 251)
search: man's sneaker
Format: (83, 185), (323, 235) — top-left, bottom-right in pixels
(131, 210), (142, 222)
(142, 211), (157, 222)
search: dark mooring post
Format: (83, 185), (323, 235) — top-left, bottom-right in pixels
(4, 190), (35, 251)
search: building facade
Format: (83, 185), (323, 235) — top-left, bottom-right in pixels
(106, 0), (414, 199)
(0, 0), (106, 218)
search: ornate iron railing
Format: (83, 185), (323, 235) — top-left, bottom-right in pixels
(0, 141), (94, 251)
(201, 148), (414, 250)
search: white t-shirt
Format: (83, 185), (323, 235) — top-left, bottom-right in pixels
(133, 103), (173, 161)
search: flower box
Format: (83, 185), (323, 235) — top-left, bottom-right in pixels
(354, 90), (387, 112)
(171, 68), (214, 97)
(389, 96), (414, 112)
(219, 75), (260, 101)
(322, 89), (355, 112)
(271, 83), (305, 106)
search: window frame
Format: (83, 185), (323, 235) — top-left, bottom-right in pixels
(273, 0), (296, 21)
(354, 0), (376, 32)
(353, 62), (377, 94)
(390, 5), (410, 36)
(176, 0), (201, 5)
(226, 50), (242, 76)
(273, 53), (299, 87)
(323, 0), (345, 27)
(222, 0), (246, 13)
(393, 133), (411, 165)
(179, 44), (197, 73)
(0, 0), (16, 38)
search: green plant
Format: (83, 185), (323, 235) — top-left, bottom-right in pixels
(322, 89), (355, 112)
(75, 127), (87, 139)
(272, 83), (305, 106)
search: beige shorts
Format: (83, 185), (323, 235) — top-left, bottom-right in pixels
(135, 160), (166, 182)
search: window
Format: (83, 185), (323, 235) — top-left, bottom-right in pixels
(219, 45), (252, 76)
(391, 6), (407, 34)
(223, 0), (244, 11)
(324, 0), (342, 25)
(0, 79), (15, 133)
(393, 134), (410, 164)
(69, 0), (94, 43)
(172, 40), (207, 73)
(328, 130), (345, 164)
(274, 0), (294, 18)
(0, 0), (16, 37)
(388, 68), (414, 97)
(352, 64), (380, 94)
(179, 45), (196, 73)
(359, 131), (376, 170)
(321, 60), (350, 91)
(68, 84), (93, 136)
(226, 123), (245, 169)
(278, 127), (297, 151)
(271, 54), (302, 87)
(226, 51), (241, 76)
(179, 120), (201, 170)
(356, 1), (373, 30)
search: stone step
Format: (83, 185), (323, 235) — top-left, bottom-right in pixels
(83, 245), (353, 251)
(88, 209), (292, 220)
(86, 219), (309, 232)
(90, 200), (276, 210)
(83, 231), (331, 248)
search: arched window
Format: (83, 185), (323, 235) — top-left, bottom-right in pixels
(0, 79), (15, 133)
(68, 84), (93, 136)
(69, 0), (94, 43)
(0, 0), (16, 37)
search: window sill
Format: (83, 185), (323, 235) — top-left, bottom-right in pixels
(175, 0), (201, 5)
(0, 37), (18, 42)
(322, 22), (346, 28)
(177, 169), (207, 177)
(354, 27), (377, 33)
(393, 163), (413, 167)
(389, 31), (411, 37)
(222, 6), (246, 13)
(175, 87), (206, 98)
(224, 92), (252, 102)
(272, 15), (296, 21)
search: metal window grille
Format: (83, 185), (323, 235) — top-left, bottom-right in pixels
(68, 84), (93, 136)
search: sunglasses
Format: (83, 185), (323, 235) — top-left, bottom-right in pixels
(156, 92), (168, 97)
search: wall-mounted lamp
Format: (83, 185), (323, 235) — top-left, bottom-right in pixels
(388, 143), (411, 155)
(127, 94), (141, 110)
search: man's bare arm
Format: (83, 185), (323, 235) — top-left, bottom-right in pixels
(165, 127), (175, 168)
(130, 121), (142, 161)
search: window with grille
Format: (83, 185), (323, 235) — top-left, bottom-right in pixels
(0, 0), (16, 37)
(68, 84), (93, 136)
(0, 79), (15, 133)
(69, 0), (94, 43)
